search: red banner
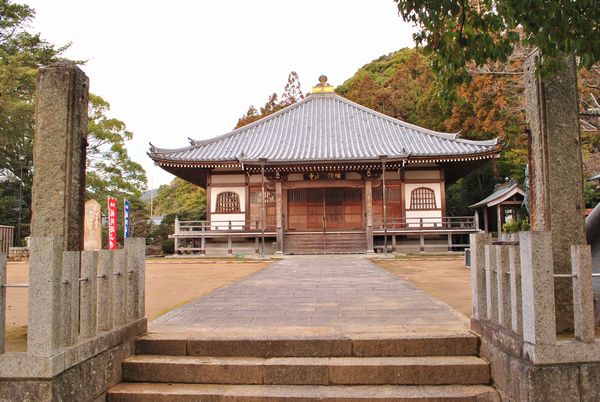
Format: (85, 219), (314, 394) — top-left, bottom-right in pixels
(107, 196), (117, 250)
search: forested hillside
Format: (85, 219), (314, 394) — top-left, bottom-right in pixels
(336, 48), (599, 213)
(236, 48), (599, 214)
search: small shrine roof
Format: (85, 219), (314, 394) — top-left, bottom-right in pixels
(470, 181), (525, 208)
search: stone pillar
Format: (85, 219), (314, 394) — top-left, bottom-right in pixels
(60, 251), (80, 346)
(0, 254), (6, 354)
(79, 251), (98, 339)
(571, 244), (594, 342)
(485, 244), (498, 323)
(84, 200), (102, 251)
(30, 62), (89, 252)
(275, 181), (283, 254)
(470, 233), (489, 319)
(126, 238), (145, 321)
(27, 237), (63, 357)
(97, 250), (113, 331)
(524, 51), (586, 332)
(365, 179), (374, 253)
(520, 231), (557, 346)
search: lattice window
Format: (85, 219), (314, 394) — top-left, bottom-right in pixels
(410, 187), (437, 210)
(215, 191), (240, 213)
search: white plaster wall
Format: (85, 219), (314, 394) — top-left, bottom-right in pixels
(211, 174), (246, 184)
(209, 213), (246, 229)
(405, 210), (443, 227)
(210, 186), (246, 213)
(404, 183), (442, 209)
(404, 170), (440, 180)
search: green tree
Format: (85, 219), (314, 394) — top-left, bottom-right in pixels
(0, 0), (148, 244)
(85, 93), (148, 247)
(235, 71), (305, 129)
(0, 0), (66, 237)
(393, 0), (600, 88)
(153, 177), (206, 222)
(148, 177), (206, 252)
(86, 93), (147, 202)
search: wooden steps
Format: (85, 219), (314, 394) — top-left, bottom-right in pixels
(284, 232), (367, 254)
(108, 334), (500, 401)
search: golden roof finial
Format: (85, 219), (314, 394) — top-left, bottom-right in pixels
(312, 74), (334, 94)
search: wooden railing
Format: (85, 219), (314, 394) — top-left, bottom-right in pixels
(372, 216), (477, 231)
(176, 219), (277, 233)
(0, 237), (145, 356)
(172, 218), (277, 256)
(470, 231), (599, 365)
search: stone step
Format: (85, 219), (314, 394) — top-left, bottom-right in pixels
(108, 383), (501, 401)
(136, 333), (479, 357)
(284, 233), (367, 253)
(122, 355), (490, 385)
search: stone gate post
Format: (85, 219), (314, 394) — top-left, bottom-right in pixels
(524, 51), (587, 332)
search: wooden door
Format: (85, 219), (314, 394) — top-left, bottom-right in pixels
(287, 187), (363, 231)
(343, 188), (363, 228)
(287, 189), (307, 230)
(306, 188), (325, 229)
(324, 189), (344, 229)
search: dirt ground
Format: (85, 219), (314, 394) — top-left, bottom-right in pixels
(373, 256), (472, 317)
(3, 258), (270, 352)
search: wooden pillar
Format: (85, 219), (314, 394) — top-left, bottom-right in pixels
(381, 156), (388, 254)
(365, 179), (374, 253)
(200, 222), (206, 256)
(174, 216), (179, 255)
(275, 180), (283, 254)
(259, 159), (266, 257)
(496, 204), (502, 238)
(483, 206), (489, 233)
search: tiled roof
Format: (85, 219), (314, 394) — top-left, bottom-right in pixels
(470, 181), (525, 208)
(589, 173), (600, 181)
(149, 93), (499, 165)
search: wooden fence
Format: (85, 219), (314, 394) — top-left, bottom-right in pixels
(0, 226), (13, 254)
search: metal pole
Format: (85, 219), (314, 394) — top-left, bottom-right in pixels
(380, 155), (388, 255)
(149, 178), (154, 218)
(16, 155), (24, 246)
(260, 159), (267, 257)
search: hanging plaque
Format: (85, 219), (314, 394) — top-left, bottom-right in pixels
(303, 172), (345, 180)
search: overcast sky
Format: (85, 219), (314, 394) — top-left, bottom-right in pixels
(24, 0), (416, 187)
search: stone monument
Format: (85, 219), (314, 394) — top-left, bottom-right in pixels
(524, 51), (587, 332)
(0, 61), (147, 401)
(84, 199), (102, 250)
(30, 62), (89, 251)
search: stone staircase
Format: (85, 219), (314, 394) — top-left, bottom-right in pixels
(284, 232), (367, 254)
(108, 333), (499, 401)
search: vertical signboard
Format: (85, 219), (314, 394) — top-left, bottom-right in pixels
(124, 199), (131, 239)
(107, 196), (117, 250)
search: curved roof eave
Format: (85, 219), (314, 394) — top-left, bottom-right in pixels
(149, 92), (501, 163)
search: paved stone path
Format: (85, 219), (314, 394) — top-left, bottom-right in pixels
(150, 256), (469, 339)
